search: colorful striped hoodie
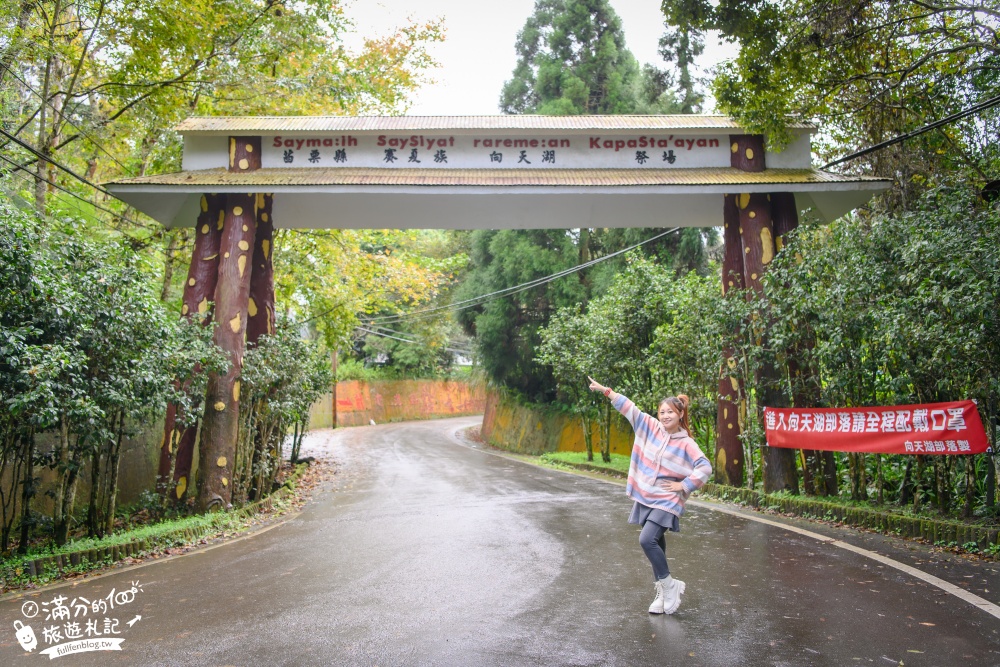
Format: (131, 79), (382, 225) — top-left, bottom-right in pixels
(614, 394), (713, 518)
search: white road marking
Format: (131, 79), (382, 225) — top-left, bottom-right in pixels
(460, 422), (1000, 621)
(688, 498), (1000, 621)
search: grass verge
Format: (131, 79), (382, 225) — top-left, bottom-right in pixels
(0, 461), (315, 594)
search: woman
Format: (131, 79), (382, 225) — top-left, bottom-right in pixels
(588, 376), (712, 615)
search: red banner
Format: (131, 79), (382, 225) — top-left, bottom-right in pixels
(763, 401), (991, 455)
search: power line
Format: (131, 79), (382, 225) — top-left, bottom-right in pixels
(299, 227), (679, 328)
(0, 125), (118, 198)
(822, 92), (1000, 169)
(0, 151), (157, 233)
(364, 226), (682, 325)
(0, 138), (159, 233)
(0, 153), (166, 255)
(0, 62), (134, 175)
(355, 326), (471, 356)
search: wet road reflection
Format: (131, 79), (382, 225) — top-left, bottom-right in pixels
(1, 416), (997, 666)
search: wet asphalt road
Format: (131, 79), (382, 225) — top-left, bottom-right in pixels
(2, 416), (999, 666)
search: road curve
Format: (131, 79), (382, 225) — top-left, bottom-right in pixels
(2, 416), (998, 666)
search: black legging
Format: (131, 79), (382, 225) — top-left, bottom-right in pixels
(638, 521), (670, 581)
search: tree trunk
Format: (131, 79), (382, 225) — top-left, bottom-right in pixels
(581, 414), (594, 462)
(230, 136), (262, 173)
(729, 134), (766, 172)
(0, 2), (35, 88)
(160, 230), (180, 302)
(157, 194), (226, 501)
(913, 456), (925, 511)
(34, 43), (54, 212)
(772, 192), (836, 494)
(197, 193), (258, 512)
(986, 453), (996, 510)
(716, 193), (745, 486)
(247, 193), (275, 344)
(739, 191), (798, 494)
(964, 456), (975, 519)
(52, 413), (69, 538)
(16, 430), (35, 555)
(900, 456), (914, 505)
(55, 438), (84, 546)
(601, 403), (612, 463)
(875, 454), (884, 504)
(331, 351), (338, 428)
(822, 450), (839, 496)
(104, 412), (126, 535)
(291, 422), (301, 464)
(87, 438), (102, 537)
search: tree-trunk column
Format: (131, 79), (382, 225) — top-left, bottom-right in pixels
(739, 191), (799, 493)
(730, 134), (766, 172)
(157, 193), (225, 501)
(197, 193), (257, 511)
(247, 193), (275, 344)
(715, 194), (746, 486)
(230, 136), (262, 173)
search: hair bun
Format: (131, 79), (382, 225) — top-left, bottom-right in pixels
(677, 394), (690, 409)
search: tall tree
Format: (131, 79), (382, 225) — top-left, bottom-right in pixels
(465, 0), (714, 402)
(657, 0), (708, 114)
(500, 0), (644, 114)
(456, 229), (587, 403)
(1, 0), (442, 214)
(662, 0), (999, 209)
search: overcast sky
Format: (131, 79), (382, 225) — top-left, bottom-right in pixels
(343, 0), (739, 116)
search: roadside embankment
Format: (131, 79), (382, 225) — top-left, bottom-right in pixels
(310, 379), (486, 428)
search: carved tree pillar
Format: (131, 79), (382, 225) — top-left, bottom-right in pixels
(715, 194), (746, 486)
(196, 136), (265, 512)
(730, 134), (766, 172)
(247, 193), (275, 345)
(197, 193), (257, 511)
(158, 193), (225, 501)
(739, 191), (799, 493)
(230, 136), (262, 173)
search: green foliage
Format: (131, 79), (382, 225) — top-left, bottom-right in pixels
(540, 450), (631, 474)
(233, 325), (332, 503)
(0, 201), (225, 552)
(456, 229), (587, 403)
(501, 0), (640, 114)
(537, 186), (1000, 517)
(1, 0), (443, 214)
(539, 254), (721, 458)
(663, 1), (999, 207)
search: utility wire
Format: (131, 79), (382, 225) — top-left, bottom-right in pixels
(0, 140), (159, 232)
(0, 127), (161, 235)
(299, 227), (680, 328)
(0, 126), (118, 198)
(0, 62), (134, 175)
(355, 326), (471, 356)
(364, 226), (682, 325)
(0, 151), (157, 232)
(0, 153), (165, 255)
(822, 92), (1000, 169)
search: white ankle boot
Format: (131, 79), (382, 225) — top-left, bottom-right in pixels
(648, 579), (666, 614)
(661, 575), (686, 614)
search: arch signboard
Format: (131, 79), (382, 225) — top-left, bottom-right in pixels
(105, 115), (889, 510)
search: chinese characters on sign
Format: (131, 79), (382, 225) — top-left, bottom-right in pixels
(12, 581), (145, 659)
(763, 401), (990, 455)
(263, 133), (727, 169)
